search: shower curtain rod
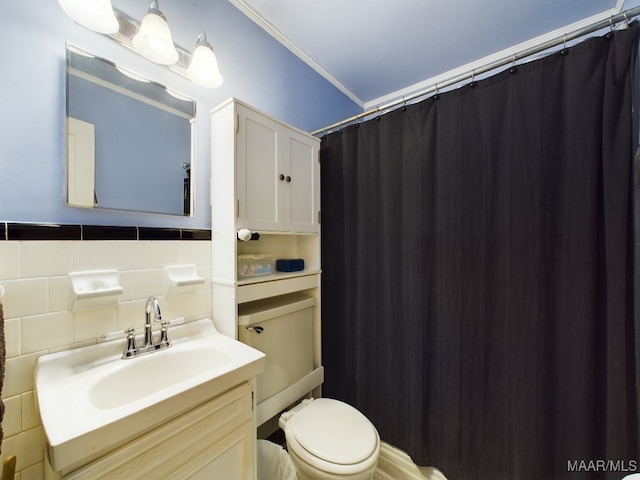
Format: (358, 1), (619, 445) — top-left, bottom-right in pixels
(311, 5), (640, 137)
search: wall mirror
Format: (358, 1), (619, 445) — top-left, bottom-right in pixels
(65, 44), (196, 216)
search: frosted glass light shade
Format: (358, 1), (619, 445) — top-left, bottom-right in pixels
(132, 2), (178, 65)
(58, 0), (119, 34)
(187, 33), (224, 88)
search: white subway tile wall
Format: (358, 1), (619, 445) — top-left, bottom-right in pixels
(0, 239), (213, 479)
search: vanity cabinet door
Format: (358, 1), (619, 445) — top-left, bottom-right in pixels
(284, 128), (320, 233)
(174, 420), (255, 480)
(236, 104), (320, 233)
(237, 103), (284, 231)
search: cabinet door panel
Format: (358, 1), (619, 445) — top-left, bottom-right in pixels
(237, 105), (283, 230)
(171, 421), (255, 480)
(285, 129), (319, 233)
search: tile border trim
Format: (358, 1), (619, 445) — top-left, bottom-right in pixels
(2, 223), (211, 241)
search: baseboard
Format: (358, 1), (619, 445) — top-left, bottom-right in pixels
(376, 442), (448, 480)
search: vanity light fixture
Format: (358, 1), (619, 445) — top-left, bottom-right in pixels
(58, 0), (119, 34)
(187, 32), (224, 88)
(59, 0), (224, 88)
(132, 0), (179, 65)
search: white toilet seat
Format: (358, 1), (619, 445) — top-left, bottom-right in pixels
(282, 398), (380, 476)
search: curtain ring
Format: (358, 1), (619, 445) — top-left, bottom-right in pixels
(560, 34), (568, 56)
(624, 13), (630, 27)
(607, 17), (615, 38)
(434, 83), (441, 100)
(376, 106), (381, 121)
(469, 69), (477, 88)
(401, 96), (407, 111)
(510, 54), (518, 74)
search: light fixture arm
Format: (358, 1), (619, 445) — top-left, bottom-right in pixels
(147, 0), (167, 22)
(196, 32), (209, 47)
(194, 31), (216, 54)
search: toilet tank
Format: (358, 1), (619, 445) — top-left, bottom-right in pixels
(238, 294), (315, 402)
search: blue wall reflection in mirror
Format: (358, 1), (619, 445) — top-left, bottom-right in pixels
(66, 45), (196, 216)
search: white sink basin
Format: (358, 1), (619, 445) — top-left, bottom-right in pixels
(89, 346), (231, 409)
(35, 318), (265, 473)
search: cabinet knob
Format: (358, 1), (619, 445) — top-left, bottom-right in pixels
(286, 176), (291, 182)
(279, 174), (285, 181)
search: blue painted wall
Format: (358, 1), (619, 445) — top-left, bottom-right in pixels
(0, 0), (361, 229)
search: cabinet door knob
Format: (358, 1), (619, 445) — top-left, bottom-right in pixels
(279, 174), (285, 181)
(286, 176), (291, 182)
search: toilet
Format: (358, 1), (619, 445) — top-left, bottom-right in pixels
(238, 294), (381, 479)
(279, 398), (381, 480)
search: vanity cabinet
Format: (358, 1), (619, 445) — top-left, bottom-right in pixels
(211, 99), (323, 427)
(47, 382), (256, 479)
(234, 100), (320, 234)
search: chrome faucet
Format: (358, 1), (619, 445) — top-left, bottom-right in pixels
(122, 296), (172, 359)
(144, 296), (162, 346)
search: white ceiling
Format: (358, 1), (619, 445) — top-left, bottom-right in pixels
(230, 0), (637, 109)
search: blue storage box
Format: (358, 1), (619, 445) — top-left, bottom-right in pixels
(276, 258), (305, 272)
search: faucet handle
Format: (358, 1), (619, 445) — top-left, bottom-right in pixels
(167, 316), (185, 327)
(101, 327), (138, 342)
(125, 327), (137, 348)
(160, 321), (170, 346)
(159, 317), (185, 347)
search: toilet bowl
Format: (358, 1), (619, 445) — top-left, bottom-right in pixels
(279, 398), (380, 480)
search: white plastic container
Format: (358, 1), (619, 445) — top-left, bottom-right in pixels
(237, 253), (274, 279)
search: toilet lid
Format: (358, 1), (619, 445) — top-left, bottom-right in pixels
(288, 398), (378, 465)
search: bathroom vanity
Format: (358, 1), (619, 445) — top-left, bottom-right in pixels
(51, 383), (255, 479)
(36, 319), (265, 479)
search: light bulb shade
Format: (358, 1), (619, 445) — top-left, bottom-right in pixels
(58, 0), (119, 34)
(132, 5), (178, 65)
(187, 36), (224, 88)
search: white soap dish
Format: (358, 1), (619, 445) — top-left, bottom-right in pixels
(69, 270), (123, 310)
(164, 265), (205, 297)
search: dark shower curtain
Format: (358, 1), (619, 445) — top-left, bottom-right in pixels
(321, 25), (640, 480)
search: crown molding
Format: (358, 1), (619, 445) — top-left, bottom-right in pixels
(228, 0), (365, 108)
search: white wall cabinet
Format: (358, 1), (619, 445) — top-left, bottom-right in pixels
(236, 102), (320, 234)
(47, 382), (256, 480)
(211, 99), (323, 428)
